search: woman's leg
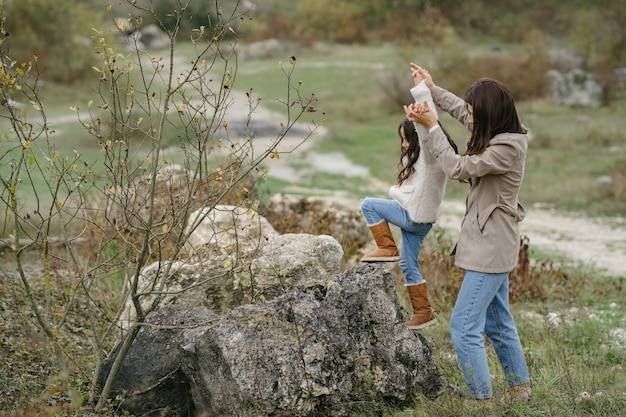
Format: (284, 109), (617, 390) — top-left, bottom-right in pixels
(450, 270), (509, 399)
(484, 277), (530, 388)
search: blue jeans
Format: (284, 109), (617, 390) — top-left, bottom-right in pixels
(360, 197), (432, 285)
(450, 270), (530, 399)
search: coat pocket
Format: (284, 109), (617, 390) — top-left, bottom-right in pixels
(477, 202), (524, 233)
(477, 204), (499, 232)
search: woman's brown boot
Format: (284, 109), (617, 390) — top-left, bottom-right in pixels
(504, 383), (532, 401)
(360, 221), (400, 262)
(405, 282), (437, 329)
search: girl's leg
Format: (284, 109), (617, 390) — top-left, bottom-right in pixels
(360, 197), (407, 226)
(360, 197), (432, 277)
(360, 198), (406, 262)
(450, 270), (509, 399)
(400, 224), (432, 284)
(484, 277), (530, 388)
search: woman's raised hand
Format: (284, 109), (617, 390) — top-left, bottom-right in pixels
(410, 63), (435, 91)
(404, 101), (438, 129)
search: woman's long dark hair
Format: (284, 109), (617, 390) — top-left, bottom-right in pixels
(397, 118), (458, 185)
(464, 78), (526, 155)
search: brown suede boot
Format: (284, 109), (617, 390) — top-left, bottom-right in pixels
(405, 282), (437, 329)
(503, 383), (532, 402)
(360, 221), (400, 262)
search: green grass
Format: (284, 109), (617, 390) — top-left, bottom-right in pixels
(407, 307), (626, 416)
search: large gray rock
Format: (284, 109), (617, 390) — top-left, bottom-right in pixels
(262, 193), (370, 266)
(546, 68), (604, 108)
(183, 204), (279, 259)
(236, 233), (344, 301)
(119, 232), (343, 328)
(98, 305), (217, 417)
(102, 264), (444, 417)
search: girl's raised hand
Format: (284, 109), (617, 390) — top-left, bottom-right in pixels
(411, 65), (425, 86)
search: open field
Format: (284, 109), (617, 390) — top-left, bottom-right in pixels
(233, 42), (626, 215)
(2, 40), (626, 416)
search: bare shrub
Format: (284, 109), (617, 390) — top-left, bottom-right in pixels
(0, 1), (321, 412)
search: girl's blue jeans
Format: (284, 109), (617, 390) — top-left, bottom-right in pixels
(450, 270), (530, 399)
(360, 197), (432, 285)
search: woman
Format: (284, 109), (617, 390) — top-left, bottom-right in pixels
(403, 63), (531, 400)
(360, 74), (458, 330)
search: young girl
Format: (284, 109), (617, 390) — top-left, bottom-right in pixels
(360, 76), (458, 330)
(404, 63), (531, 400)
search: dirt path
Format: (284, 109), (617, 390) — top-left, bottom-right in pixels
(438, 200), (626, 278)
(264, 132), (626, 279)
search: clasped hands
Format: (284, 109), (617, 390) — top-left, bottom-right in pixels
(404, 101), (437, 130)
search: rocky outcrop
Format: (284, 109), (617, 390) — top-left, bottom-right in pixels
(101, 264), (445, 417)
(183, 204), (279, 260)
(102, 200), (445, 416)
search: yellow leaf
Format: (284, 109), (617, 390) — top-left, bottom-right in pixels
(143, 156), (151, 163)
(163, 224), (169, 232)
(223, 258), (232, 268)
(109, 186), (115, 193)
(222, 121), (228, 130)
(88, 100), (93, 109)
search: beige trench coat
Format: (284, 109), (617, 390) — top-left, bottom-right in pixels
(421, 87), (528, 273)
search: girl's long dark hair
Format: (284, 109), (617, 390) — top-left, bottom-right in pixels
(464, 78), (526, 155)
(397, 118), (458, 185)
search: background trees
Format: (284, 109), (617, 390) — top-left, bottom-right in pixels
(3, 0), (625, 97)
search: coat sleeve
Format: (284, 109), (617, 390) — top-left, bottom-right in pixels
(421, 130), (522, 181)
(432, 86), (472, 131)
